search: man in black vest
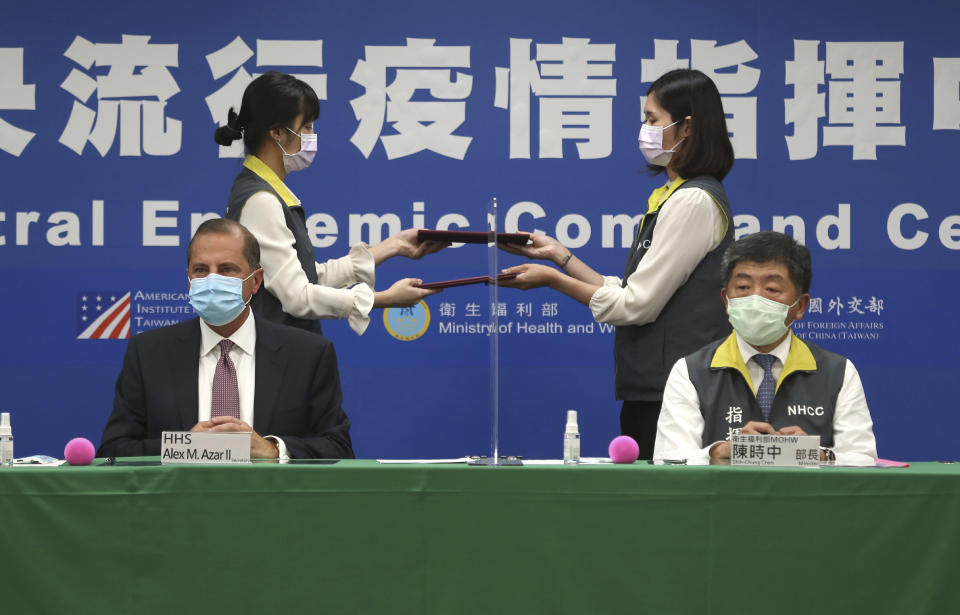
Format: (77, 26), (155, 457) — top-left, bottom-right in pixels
(654, 231), (877, 465)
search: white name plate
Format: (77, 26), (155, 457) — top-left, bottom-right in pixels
(160, 431), (251, 465)
(730, 434), (820, 467)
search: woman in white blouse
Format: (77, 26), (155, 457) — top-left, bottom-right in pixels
(501, 69), (736, 458)
(214, 72), (444, 336)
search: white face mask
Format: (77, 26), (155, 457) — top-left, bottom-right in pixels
(277, 127), (317, 173)
(726, 294), (800, 347)
(638, 120), (684, 166)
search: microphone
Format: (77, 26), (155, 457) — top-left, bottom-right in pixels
(64, 437), (96, 466)
(608, 435), (639, 464)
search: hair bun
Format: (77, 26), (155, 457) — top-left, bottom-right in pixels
(214, 108), (244, 145)
(213, 124), (243, 146)
(226, 108), (243, 131)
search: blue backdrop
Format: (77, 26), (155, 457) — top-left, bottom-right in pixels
(2, 0), (958, 460)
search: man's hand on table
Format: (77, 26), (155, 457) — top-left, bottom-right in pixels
(709, 421), (811, 459)
(189, 417), (280, 459)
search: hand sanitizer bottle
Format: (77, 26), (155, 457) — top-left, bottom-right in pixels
(563, 410), (580, 465)
(0, 413), (13, 467)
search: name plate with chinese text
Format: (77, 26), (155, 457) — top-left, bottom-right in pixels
(160, 431), (251, 464)
(730, 434), (820, 467)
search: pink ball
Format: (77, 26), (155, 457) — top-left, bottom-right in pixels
(64, 437), (96, 466)
(608, 435), (640, 464)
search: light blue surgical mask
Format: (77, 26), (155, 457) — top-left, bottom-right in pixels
(188, 271), (257, 326)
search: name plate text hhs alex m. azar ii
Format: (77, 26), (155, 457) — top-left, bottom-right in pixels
(161, 431), (252, 464)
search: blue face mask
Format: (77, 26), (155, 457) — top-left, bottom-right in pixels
(188, 271), (257, 326)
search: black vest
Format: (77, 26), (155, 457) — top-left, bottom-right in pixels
(685, 334), (847, 447)
(224, 167), (322, 335)
(613, 176), (733, 401)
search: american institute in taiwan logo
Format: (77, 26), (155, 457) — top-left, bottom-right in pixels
(77, 292), (131, 339)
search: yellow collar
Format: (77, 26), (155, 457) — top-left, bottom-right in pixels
(710, 332), (818, 392)
(243, 155), (300, 207)
(636, 177), (688, 235)
(646, 176), (688, 215)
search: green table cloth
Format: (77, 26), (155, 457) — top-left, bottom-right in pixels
(1, 459), (957, 614)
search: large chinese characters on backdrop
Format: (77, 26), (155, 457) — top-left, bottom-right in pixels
(1, 0), (958, 460)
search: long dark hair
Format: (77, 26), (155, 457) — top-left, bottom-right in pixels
(647, 69), (734, 181)
(213, 71), (320, 154)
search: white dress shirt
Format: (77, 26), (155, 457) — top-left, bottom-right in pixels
(589, 183), (727, 326)
(197, 312), (288, 458)
(655, 331), (878, 466)
(239, 190), (376, 335)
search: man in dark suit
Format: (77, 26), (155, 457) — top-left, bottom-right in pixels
(98, 218), (354, 459)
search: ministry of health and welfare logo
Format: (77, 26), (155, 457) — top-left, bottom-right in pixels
(383, 300), (431, 341)
(77, 292), (131, 339)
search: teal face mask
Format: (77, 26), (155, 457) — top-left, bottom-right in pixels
(726, 294), (799, 347)
(188, 271), (256, 326)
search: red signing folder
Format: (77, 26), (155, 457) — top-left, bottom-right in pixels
(416, 273), (518, 290)
(417, 229), (531, 245)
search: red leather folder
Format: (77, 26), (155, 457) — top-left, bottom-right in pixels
(416, 273), (518, 289)
(417, 229), (531, 245)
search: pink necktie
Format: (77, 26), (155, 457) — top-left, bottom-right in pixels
(211, 339), (240, 419)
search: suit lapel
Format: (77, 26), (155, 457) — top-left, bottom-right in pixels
(253, 319), (286, 434)
(174, 320), (202, 429)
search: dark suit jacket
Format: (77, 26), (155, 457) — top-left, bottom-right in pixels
(98, 316), (354, 459)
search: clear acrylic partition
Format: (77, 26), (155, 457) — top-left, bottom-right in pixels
(486, 197), (500, 464)
(467, 197), (517, 466)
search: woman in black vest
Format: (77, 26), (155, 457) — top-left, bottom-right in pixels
(214, 72), (445, 336)
(501, 69), (735, 459)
